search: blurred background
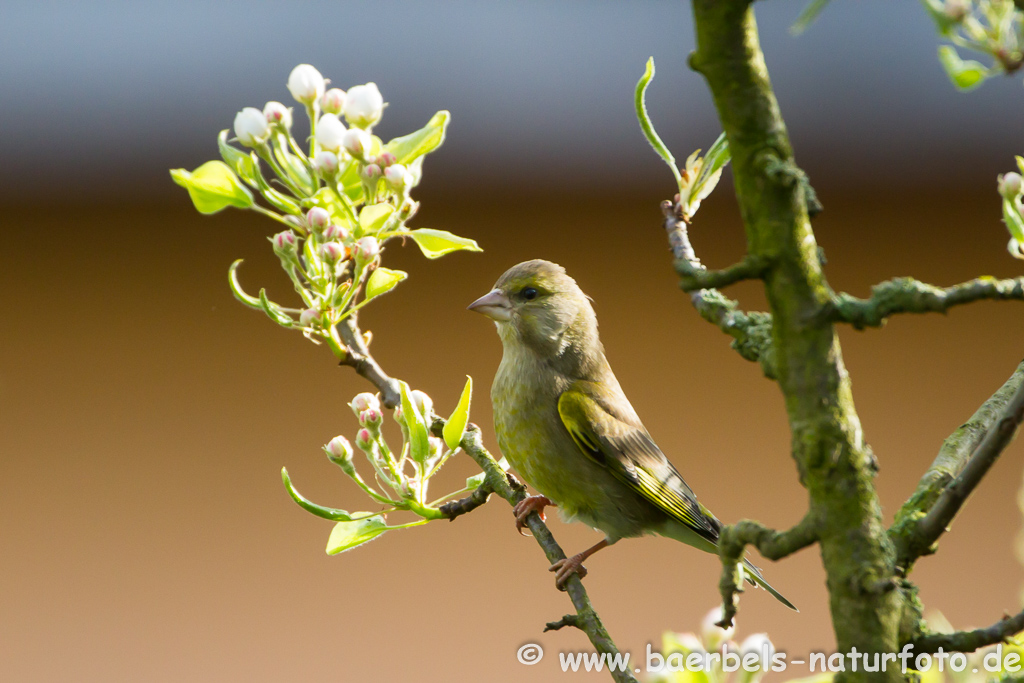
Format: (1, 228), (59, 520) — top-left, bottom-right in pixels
(3, 1), (1024, 681)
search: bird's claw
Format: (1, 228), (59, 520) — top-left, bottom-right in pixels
(513, 495), (553, 536)
(549, 555), (588, 590)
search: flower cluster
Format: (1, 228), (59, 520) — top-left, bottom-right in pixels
(923, 0), (1023, 91)
(171, 64), (481, 359)
(999, 157), (1024, 259)
(282, 378), (478, 555)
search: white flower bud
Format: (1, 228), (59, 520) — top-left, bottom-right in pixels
(739, 633), (774, 671)
(325, 435), (353, 463)
(410, 389), (434, 419)
(287, 64), (325, 105)
(351, 392), (381, 415)
(700, 607), (734, 650)
(263, 101), (292, 129)
(321, 88), (346, 115)
(342, 128), (372, 159)
(312, 150), (339, 177)
(315, 114), (347, 153)
(300, 308), (321, 327)
(384, 163), (412, 192)
(354, 236), (380, 262)
(999, 172), (1023, 199)
(343, 83), (384, 129)
(233, 107), (270, 147)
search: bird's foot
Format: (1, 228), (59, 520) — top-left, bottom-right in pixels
(513, 495), (554, 536)
(549, 554), (588, 590)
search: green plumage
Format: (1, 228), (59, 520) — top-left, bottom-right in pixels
(475, 259), (795, 610)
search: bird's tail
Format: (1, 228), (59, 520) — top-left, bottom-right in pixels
(742, 559), (798, 611)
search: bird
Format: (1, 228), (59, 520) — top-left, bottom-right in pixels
(468, 259), (795, 610)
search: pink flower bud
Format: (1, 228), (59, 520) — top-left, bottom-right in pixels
(322, 224), (349, 242)
(351, 392), (380, 414)
(271, 230), (298, 254)
(321, 88), (346, 115)
(320, 242), (344, 263)
(312, 151), (339, 176)
(300, 308), (321, 327)
(360, 164), (382, 182)
(356, 428), (373, 449)
(306, 207), (330, 231)
(999, 172), (1023, 199)
(342, 128), (372, 159)
(315, 114), (346, 152)
(325, 435), (353, 463)
(354, 236), (380, 262)
(233, 107), (270, 147)
(360, 408), (382, 427)
(263, 101), (292, 129)
(376, 152), (397, 168)
(287, 64), (325, 105)
(384, 163), (412, 191)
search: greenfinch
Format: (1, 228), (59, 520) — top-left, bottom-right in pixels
(469, 259), (795, 609)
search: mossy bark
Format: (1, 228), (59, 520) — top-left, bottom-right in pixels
(690, 3), (903, 680)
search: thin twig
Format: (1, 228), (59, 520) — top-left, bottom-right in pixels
(336, 317), (402, 408)
(676, 254), (770, 292)
(716, 513), (820, 627)
(910, 608), (1024, 654)
(438, 483), (493, 521)
(827, 277), (1024, 329)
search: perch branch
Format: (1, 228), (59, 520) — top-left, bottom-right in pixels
(716, 513), (820, 627)
(828, 276), (1024, 330)
(662, 199), (777, 379)
(336, 316), (402, 408)
(892, 359), (1024, 569)
(910, 608), (1024, 654)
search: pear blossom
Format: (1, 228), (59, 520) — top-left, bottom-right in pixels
(287, 64), (325, 104)
(343, 83), (384, 128)
(233, 107), (270, 147)
(315, 114), (347, 152)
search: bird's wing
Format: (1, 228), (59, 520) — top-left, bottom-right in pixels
(557, 382), (720, 544)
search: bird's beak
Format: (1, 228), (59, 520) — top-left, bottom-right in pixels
(467, 289), (512, 322)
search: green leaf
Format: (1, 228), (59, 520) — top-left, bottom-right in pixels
(407, 228), (482, 259)
(170, 161), (254, 214)
(359, 203), (395, 235)
(407, 155), (426, 188)
(258, 288), (295, 327)
(364, 267), (408, 301)
(634, 58), (682, 186)
(384, 110), (450, 165)
(218, 130), (257, 185)
(399, 382), (430, 465)
(228, 260), (261, 309)
(443, 376), (472, 451)
(326, 516), (388, 554)
(465, 472), (486, 489)
(272, 140), (314, 194)
(937, 46), (989, 91)
(790, 0), (832, 36)
(1016, 156), (1024, 176)
(281, 468), (353, 521)
(1004, 197), (1024, 242)
(688, 132), (731, 209)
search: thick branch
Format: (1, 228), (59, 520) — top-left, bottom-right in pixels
(892, 359), (1024, 569)
(430, 418), (637, 683)
(662, 200), (777, 379)
(828, 277), (1024, 330)
(438, 482), (493, 521)
(910, 608), (1024, 654)
(676, 254), (770, 292)
(716, 513), (820, 627)
(337, 317), (402, 408)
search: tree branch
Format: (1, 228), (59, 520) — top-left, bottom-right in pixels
(827, 276), (1024, 330)
(662, 199), (777, 379)
(428, 418), (638, 683)
(892, 360), (1024, 569)
(716, 513), (820, 627)
(336, 316), (402, 408)
(910, 608), (1024, 654)
(676, 254), (770, 292)
(438, 482), (493, 521)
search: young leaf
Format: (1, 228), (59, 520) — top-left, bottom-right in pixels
(399, 382), (430, 465)
(249, 152), (303, 214)
(385, 111), (450, 165)
(258, 288), (295, 327)
(937, 46), (989, 91)
(326, 516), (388, 554)
(365, 267), (408, 301)
(1016, 156), (1024, 176)
(790, 0), (832, 36)
(407, 229), (482, 259)
(443, 376), (473, 451)
(217, 130), (257, 184)
(634, 58), (682, 186)
(359, 203), (395, 235)
(465, 472), (486, 489)
(170, 161), (254, 214)
(1004, 197), (1024, 242)
(281, 468), (353, 521)
(228, 260), (262, 309)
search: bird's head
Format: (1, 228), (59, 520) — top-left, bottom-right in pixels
(468, 259), (601, 363)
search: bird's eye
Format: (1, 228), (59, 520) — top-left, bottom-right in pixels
(521, 287), (538, 301)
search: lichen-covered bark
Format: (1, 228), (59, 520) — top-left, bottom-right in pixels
(689, 3), (902, 680)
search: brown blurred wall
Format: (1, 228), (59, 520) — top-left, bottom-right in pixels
(2, 184), (1023, 682)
